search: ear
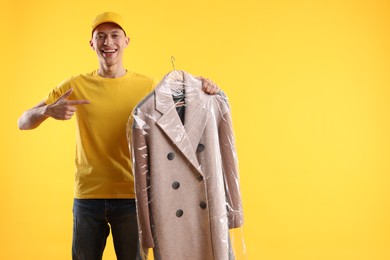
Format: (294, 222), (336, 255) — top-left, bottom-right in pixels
(124, 36), (130, 48)
(89, 39), (95, 50)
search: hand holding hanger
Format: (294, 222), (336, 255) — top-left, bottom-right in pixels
(170, 56), (220, 95)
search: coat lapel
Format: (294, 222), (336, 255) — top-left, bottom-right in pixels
(155, 71), (209, 176)
(182, 72), (210, 154)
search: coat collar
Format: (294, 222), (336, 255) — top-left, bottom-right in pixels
(155, 70), (210, 175)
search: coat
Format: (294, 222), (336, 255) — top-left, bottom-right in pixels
(127, 70), (244, 260)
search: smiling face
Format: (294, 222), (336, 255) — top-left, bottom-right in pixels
(90, 22), (130, 68)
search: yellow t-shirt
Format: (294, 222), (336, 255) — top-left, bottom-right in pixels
(44, 70), (155, 198)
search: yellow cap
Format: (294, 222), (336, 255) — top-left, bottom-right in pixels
(92, 12), (126, 35)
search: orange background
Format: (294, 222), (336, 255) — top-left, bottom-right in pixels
(2, 0), (390, 259)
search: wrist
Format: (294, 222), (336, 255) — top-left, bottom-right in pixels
(41, 105), (50, 118)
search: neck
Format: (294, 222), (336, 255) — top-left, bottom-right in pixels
(98, 63), (127, 78)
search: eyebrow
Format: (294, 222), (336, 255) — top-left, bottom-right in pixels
(97, 30), (121, 33)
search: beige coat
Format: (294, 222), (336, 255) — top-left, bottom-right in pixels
(127, 71), (243, 260)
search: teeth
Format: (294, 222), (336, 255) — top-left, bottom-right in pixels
(103, 49), (116, 53)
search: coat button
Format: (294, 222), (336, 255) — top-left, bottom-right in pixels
(167, 152), (175, 160)
(176, 209), (184, 217)
(197, 175), (204, 182)
(196, 144), (205, 152)
(172, 181), (180, 189)
(199, 201), (207, 209)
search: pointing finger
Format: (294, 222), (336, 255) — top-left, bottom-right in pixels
(66, 100), (90, 106)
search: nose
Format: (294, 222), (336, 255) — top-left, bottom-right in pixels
(104, 36), (113, 45)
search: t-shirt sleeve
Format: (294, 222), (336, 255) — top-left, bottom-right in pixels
(151, 78), (158, 90)
(43, 77), (72, 105)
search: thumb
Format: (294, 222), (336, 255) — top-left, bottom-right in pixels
(59, 88), (73, 101)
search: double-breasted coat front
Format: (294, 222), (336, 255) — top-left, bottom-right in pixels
(127, 71), (244, 260)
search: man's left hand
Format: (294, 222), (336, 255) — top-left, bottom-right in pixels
(198, 77), (220, 95)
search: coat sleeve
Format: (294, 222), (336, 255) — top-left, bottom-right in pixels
(217, 94), (244, 229)
(127, 113), (155, 249)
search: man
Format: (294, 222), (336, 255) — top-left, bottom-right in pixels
(18, 12), (219, 260)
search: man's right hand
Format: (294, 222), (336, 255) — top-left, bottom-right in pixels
(44, 88), (90, 120)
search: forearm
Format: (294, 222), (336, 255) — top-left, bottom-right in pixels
(18, 105), (49, 130)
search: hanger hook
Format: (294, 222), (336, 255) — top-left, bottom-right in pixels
(171, 56), (176, 70)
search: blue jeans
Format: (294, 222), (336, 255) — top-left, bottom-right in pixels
(72, 199), (140, 260)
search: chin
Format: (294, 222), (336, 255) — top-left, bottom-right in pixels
(100, 58), (117, 67)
